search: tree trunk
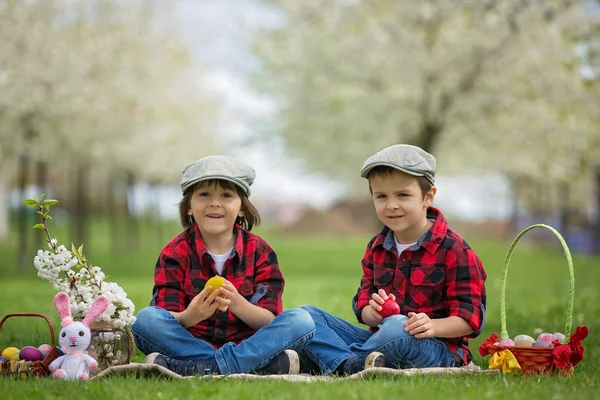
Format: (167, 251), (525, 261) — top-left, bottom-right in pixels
(108, 170), (120, 258)
(557, 181), (570, 236)
(0, 175), (8, 240)
(594, 166), (600, 255)
(34, 160), (48, 252)
(71, 161), (89, 251)
(16, 152), (31, 272)
(126, 170), (139, 251)
(150, 180), (163, 247)
(508, 176), (521, 238)
(416, 122), (442, 153)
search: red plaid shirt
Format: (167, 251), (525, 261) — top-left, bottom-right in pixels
(151, 224), (284, 348)
(353, 207), (487, 365)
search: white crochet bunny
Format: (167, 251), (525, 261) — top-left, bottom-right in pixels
(49, 292), (109, 380)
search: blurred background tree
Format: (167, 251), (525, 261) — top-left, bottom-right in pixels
(0, 0), (219, 270)
(251, 0), (600, 249)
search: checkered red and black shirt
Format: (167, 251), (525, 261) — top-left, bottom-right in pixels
(151, 224), (284, 348)
(353, 207), (487, 365)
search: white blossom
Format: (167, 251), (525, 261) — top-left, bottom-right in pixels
(31, 236), (136, 327)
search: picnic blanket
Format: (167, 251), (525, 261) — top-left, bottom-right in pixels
(90, 362), (498, 381)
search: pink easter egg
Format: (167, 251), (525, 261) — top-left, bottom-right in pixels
(38, 344), (53, 358)
(19, 346), (43, 361)
(498, 338), (515, 347)
(537, 333), (553, 342)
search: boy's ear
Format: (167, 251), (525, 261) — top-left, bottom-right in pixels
(238, 210), (245, 217)
(187, 209), (193, 216)
(424, 186), (437, 206)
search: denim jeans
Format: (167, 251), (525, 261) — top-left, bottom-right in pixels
(300, 305), (458, 374)
(132, 306), (315, 374)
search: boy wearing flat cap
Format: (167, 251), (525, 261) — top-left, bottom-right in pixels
(300, 144), (487, 374)
(133, 155), (315, 376)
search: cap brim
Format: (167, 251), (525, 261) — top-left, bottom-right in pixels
(360, 162), (426, 179)
(182, 175), (249, 195)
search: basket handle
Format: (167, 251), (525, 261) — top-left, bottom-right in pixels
(0, 313), (56, 347)
(500, 224), (574, 342)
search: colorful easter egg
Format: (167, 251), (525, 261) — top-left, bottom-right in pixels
(537, 333), (553, 342)
(552, 332), (565, 343)
(9, 352), (20, 361)
(498, 338), (515, 347)
(514, 340), (533, 347)
(1, 347), (19, 360)
(513, 334), (535, 343)
(38, 344), (53, 358)
(19, 346), (43, 361)
(204, 276), (225, 295)
(532, 340), (553, 348)
(0, 356), (8, 363)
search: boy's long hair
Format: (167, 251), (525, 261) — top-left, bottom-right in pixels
(367, 166), (433, 198)
(178, 179), (261, 231)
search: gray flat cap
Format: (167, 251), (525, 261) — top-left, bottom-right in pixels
(180, 155), (255, 196)
(360, 144), (436, 185)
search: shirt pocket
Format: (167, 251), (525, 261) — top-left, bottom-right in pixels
(373, 265), (394, 293)
(233, 276), (255, 299)
(408, 265), (445, 308)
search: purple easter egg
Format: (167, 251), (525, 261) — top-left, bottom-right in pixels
(499, 338), (515, 347)
(532, 340), (553, 348)
(0, 356), (8, 363)
(537, 333), (553, 342)
(552, 332), (565, 343)
(19, 346), (44, 361)
(37, 344), (53, 358)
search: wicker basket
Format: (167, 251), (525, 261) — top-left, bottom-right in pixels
(0, 313), (61, 378)
(491, 224), (576, 375)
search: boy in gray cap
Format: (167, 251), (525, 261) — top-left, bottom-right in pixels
(300, 144), (487, 374)
(132, 155), (315, 376)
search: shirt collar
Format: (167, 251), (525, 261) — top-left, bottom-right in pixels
(373, 207), (448, 255)
(191, 223), (245, 261)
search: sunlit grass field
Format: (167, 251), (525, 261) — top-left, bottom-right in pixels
(0, 219), (598, 399)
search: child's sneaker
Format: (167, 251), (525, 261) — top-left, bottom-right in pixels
(145, 352), (220, 376)
(254, 349), (300, 375)
(335, 351), (385, 375)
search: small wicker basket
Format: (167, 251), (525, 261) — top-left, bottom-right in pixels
(489, 224), (576, 375)
(0, 313), (61, 378)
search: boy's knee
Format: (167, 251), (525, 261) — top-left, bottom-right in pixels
(280, 307), (315, 335)
(299, 304), (321, 317)
(132, 306), (164, 336)
(378, 314), (410, 339)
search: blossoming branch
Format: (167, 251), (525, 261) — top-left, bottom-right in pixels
(23, 194), (136, 329)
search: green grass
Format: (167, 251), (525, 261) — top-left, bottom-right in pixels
(1, 220), (599, 399)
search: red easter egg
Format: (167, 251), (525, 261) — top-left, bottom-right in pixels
(380, 298), (400, 318)
(19, 346), (44, 361)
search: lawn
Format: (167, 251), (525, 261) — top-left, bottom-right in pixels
(0, 219), (598, 399)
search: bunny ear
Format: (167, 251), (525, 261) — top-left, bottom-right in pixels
(54, 292), (72, 325)
(82, 295), (109, 327)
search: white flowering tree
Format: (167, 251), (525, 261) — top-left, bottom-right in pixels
(0, 0), (220, 267)
(251, 0), (598, 185)
(251, 0), (600, 249)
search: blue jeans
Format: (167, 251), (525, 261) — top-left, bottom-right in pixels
(300, 305), (458, 374)
(132, 306), (315, 374)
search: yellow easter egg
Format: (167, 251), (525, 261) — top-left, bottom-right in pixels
(2, 347), (19, 360)
(204, 276), (224, 295)
(9, 352), (20, 361)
